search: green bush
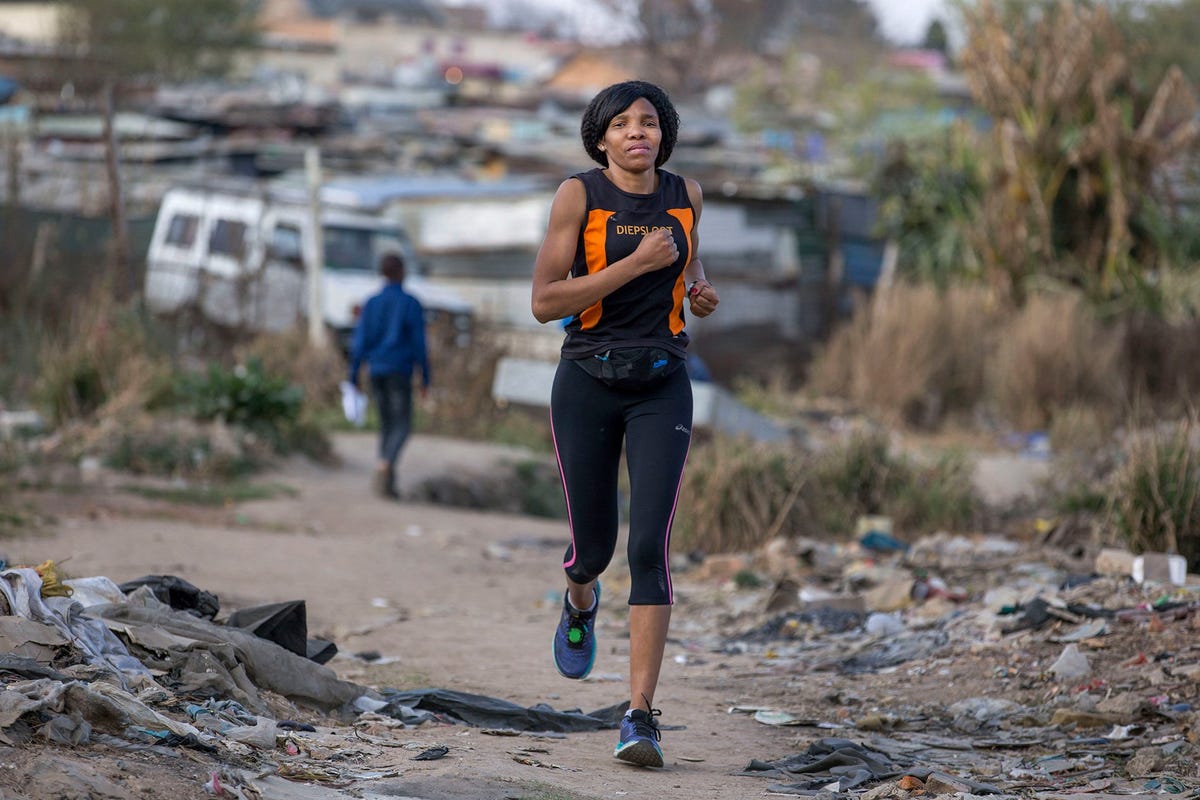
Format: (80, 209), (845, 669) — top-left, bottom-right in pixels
(182, 359), (302, 432)
(103, 424), (258, 481)
(810, 430), (977, 538)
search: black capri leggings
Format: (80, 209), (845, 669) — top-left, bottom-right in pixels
(550, 358), (693, 605)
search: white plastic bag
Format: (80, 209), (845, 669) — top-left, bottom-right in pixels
(340, 381), (367, 427)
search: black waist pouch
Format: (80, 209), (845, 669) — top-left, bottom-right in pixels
(574, 347), (684, 391)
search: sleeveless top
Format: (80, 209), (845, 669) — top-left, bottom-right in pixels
(560, 167), (694, 359)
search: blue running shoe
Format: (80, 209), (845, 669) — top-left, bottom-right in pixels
(553, 583), (600, 680)
(614, 707), (664, 767)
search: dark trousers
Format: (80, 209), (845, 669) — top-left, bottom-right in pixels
(370, 372), (413, 468)
(550, 359), (692, 605)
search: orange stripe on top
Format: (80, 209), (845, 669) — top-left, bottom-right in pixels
(667, 207), (695, 335)
(578, 209), (614, 331)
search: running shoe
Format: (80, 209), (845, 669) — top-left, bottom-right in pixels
(614, 707), (664, 767)
(552, 583), (600, 679)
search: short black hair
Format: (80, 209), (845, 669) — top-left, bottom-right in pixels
(379, 251), (405, 282)
(580, 80), (680, 169)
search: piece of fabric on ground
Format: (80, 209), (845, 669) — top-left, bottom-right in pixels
(118, 574), (220, 619)
(740, 737), (1003, 796)
(225, 600), (338, 664)
(378, 687), (627, 732)
(0, 568), (152, 686)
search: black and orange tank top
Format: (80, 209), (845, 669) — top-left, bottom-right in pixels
(560, 167), (694, 359)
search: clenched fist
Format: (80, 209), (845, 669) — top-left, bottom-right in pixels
(633, 228), (680, 272)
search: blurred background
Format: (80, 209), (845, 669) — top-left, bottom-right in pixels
(3, 0), (1200, 562)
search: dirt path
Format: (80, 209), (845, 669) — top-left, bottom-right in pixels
(7, 432), (798, 800)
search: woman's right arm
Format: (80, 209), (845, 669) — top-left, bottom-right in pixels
(531, 178), (679, 324)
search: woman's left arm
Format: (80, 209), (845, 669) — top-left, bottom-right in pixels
(683, 178), (719, 318)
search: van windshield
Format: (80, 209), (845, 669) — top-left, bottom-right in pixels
(323, 226), (375, 273)
(323, 226), (415, 273)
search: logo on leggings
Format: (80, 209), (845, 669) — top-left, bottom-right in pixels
(674, 424), (690, 434)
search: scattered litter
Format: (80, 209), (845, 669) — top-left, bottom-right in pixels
(1050, 644), (1092, 682)
(377, 688), (626, 732)
(412, 744), (449, 760)
(753, 710), (810, 727)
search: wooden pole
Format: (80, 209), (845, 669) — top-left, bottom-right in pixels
(305, 145), (327, 349)
(101, 77), (132, 297)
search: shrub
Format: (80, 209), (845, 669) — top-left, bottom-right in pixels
(415, 325), (552, 452)
(675, 438), (809, 555)
(32, 294), (160, 426)
(0, 442), (34, 536)
(513, 459), (567, 519)
(179, 359), (303, 442)
(103, 419), (260, 481)
(237, 327), (344, 411)
(1106, 417), (1200, 568)
(808, 429), (977, 538)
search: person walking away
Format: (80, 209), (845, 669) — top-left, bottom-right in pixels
(348, 251), (430, 499)
(530, 80), (719, 768)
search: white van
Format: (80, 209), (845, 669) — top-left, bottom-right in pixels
(143, 181), (474, 349)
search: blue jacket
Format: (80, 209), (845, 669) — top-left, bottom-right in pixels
(349, 283), (430, 386)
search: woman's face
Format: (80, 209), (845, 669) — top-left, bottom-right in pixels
(601, 97), (661, 171)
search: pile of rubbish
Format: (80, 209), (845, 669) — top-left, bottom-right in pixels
(0, 562), (619, 798)
(674, 525), (1200, 797)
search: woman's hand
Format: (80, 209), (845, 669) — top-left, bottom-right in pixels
(632, 228), (680, 273)
(687, 280), (718, 318)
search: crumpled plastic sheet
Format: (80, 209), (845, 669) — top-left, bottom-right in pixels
(378, 687), (627, 732)
(0, 654), (71, 682)
(95, 597), (372, 712)
(740, 737), (1003, 796)
(741, 737), (904, 794)
(837, 629), (950, 674)
(1000, 597), (1114, 635)
(187, 698), (259, 733)
(118, 574), (220, 620)
(0, 568), (151, 687)
(38, 711), (92, 745)
(0, 677), (203, 744)
(737, 607), (867, 641)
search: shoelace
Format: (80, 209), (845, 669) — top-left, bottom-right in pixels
(630, 700), (662, 742)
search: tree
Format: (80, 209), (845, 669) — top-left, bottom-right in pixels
(957, 0), (1200, 302)
(57, 0), (257, 295)
(921, 19), (949, 56)
(1112, 0), (1200, 92)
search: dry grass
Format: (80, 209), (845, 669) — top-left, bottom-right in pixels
(808, 283), (1001, 428)
(33, 290), (166, 426)
(1123, 315), (1200, 417)
(237, 327), (345, 410)
(989, 291), (1124, 431)
(676, 438), (810, 555)
(675, 429), (979, 555)
(808, 284), (1140, 433)
(1107, 415), (1200, 568)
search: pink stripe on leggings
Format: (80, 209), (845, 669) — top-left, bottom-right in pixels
(550, 412), (578, 570)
